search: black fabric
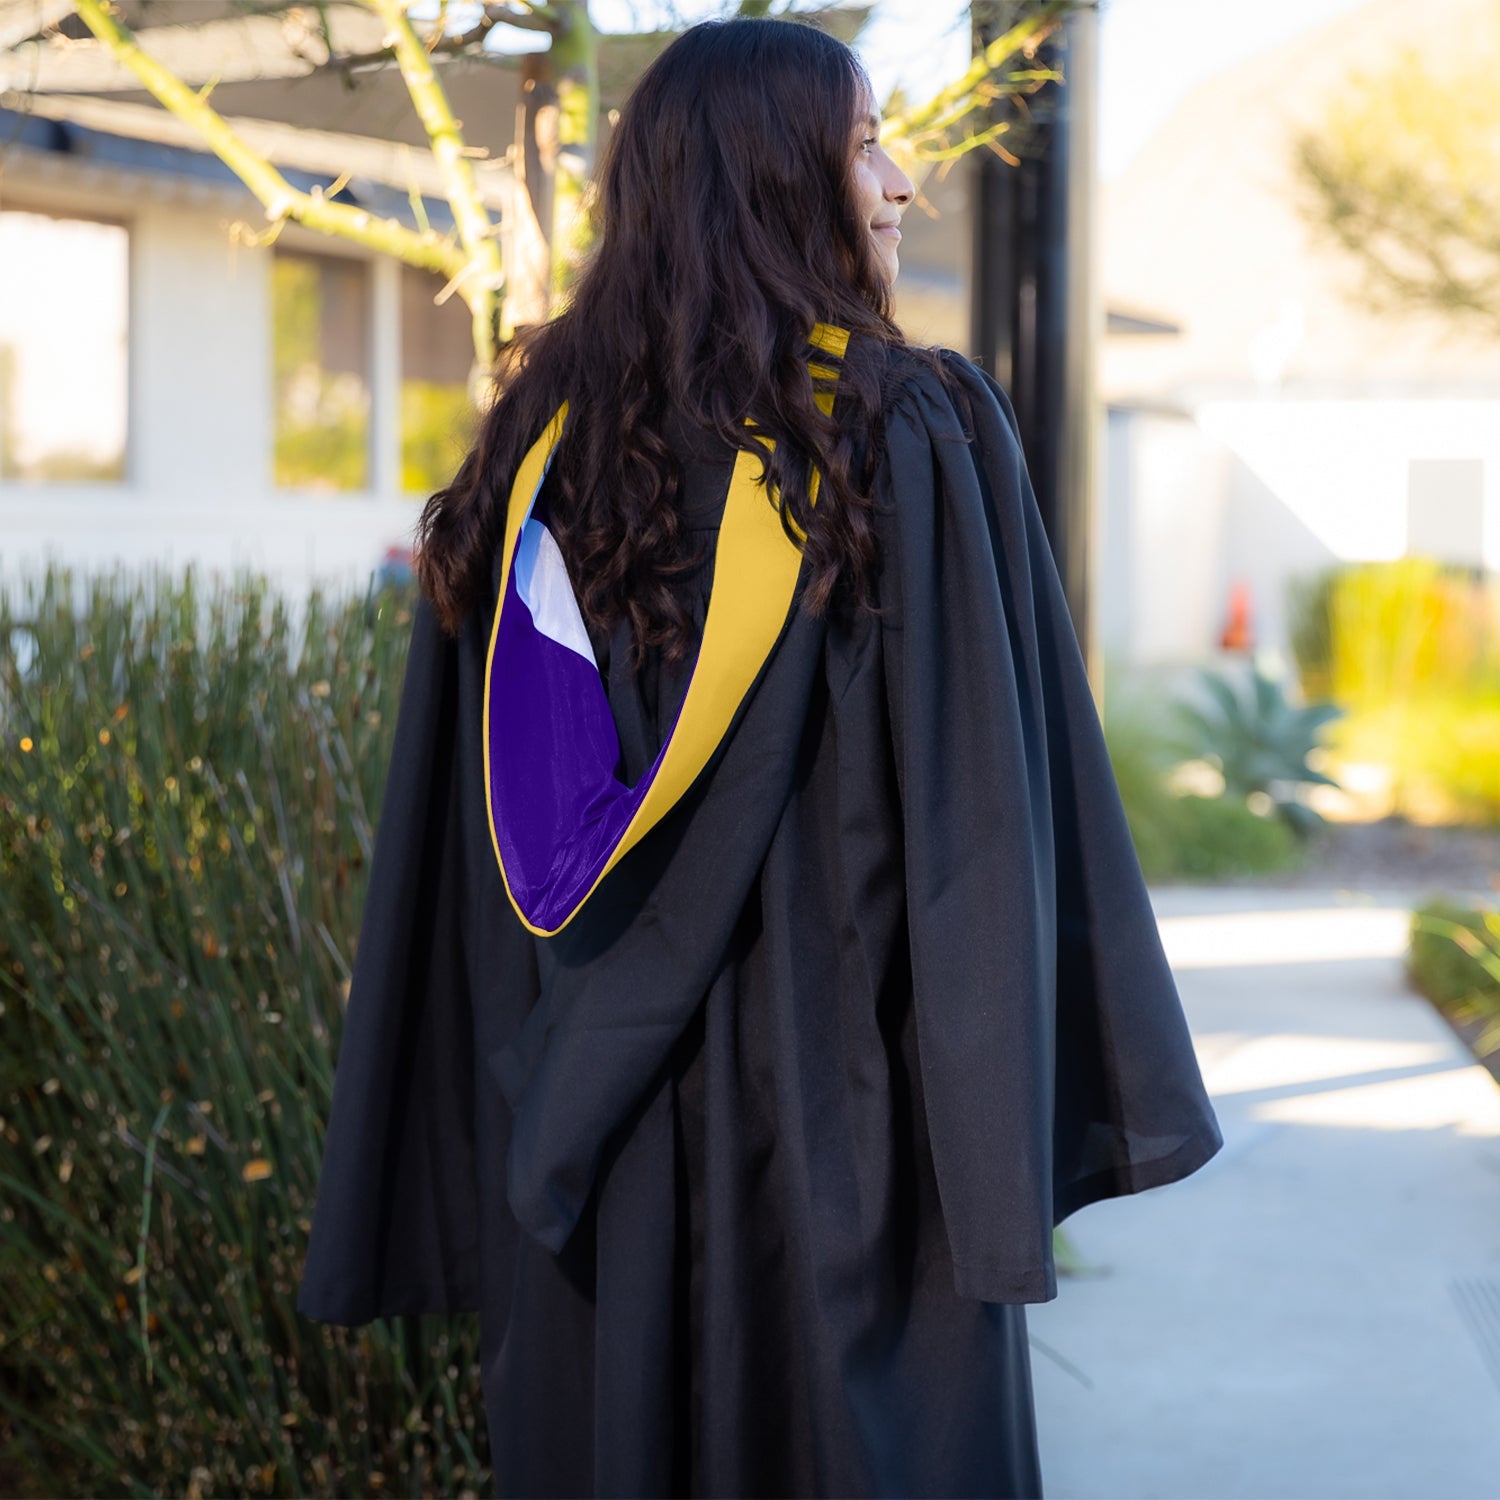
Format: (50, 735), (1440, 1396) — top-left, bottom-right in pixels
(296, 344), (1224, 1499)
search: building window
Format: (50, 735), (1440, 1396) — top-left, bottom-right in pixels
(400, 264), (478, 495)
(0, 208), (128, 483)
(272, 249), (370, 492)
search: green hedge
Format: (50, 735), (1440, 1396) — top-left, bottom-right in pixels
(1408, 898), (1500, 1068)
(1101, 687), (1305, 883)
(0, 567), (489, 1499)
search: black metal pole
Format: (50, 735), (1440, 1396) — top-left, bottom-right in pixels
(969, 2), (1100, 690)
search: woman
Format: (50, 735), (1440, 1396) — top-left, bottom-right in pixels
(297, 16), (1224, 1499)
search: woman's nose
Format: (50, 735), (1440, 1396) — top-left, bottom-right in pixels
(886, 162), (914, 204)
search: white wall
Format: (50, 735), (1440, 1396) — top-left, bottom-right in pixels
(1103, 407), (1231, 666)
(1198, 397), (1500, 565)
(1103, 397), (1500, 669)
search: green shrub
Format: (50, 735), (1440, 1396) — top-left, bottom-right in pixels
(0, 566), (489, 1498)
(1159, 792), (1304, 879)
(1103, 680), (1306, 882)
(1286, 567), (1336, 702)
(1407, 898), (1500, 1064)
(1101, 690), (1191, 879)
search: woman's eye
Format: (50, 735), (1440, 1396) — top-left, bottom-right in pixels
(860, 137), (877, 153)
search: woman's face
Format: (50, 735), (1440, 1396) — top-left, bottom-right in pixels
(849, 87), (915, 285)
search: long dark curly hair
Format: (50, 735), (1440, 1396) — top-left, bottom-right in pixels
(415, 15), (918, 664)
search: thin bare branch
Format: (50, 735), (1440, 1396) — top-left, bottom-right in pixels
(288, 0), (554, 75)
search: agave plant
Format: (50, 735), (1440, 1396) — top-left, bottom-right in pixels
(1173, 661), (1344, 837)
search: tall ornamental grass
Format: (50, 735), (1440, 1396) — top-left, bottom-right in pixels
(1286, 559), (1500, 821)
(0, 566), (489, 1498)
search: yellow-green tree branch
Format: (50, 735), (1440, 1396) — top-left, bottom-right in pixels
(69, 0), (467, 283)
(367, 0), (506, 361)
(547, 0), (598, 299)
(916, 119), (1017, 166)
(882, 3), (1067, 150)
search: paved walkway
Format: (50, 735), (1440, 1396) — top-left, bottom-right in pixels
(1030, 884), (1500, 1500)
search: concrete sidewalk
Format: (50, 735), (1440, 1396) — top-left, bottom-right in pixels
(1030, 884), (1500, 1500)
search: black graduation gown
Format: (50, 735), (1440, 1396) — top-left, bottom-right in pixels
(296, 345), (1225, 1500)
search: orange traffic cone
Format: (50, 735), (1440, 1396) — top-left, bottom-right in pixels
(1220, 576), (1254, 651)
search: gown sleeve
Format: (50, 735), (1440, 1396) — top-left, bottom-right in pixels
(875, 348), (1224, 1305)
(296, 595), (492, 1326)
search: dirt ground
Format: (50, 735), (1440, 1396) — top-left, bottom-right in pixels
(1212, 814), (1500, 899)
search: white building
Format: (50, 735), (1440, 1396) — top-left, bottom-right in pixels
(5, 0), (1495, 677)
(0, 3), (529, 600)
(1097, 0), (1500, 673)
